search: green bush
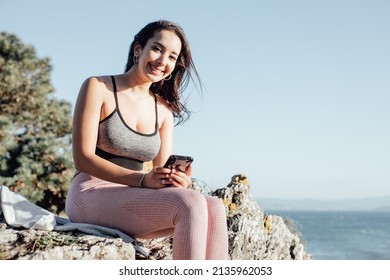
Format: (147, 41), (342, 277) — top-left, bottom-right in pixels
(0, 32), (73, 214)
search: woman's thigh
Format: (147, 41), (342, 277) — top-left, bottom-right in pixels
(67, 173), (208, 238)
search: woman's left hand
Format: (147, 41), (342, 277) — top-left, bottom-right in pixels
(169, 165), (193, 188)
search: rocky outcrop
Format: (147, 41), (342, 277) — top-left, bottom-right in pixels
(0, 222), (135, 260)
(0, 175), (312, 260)
(137, 175), (312, 260)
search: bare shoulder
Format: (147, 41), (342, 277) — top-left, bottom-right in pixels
(74, 76), (116, 115)
(77, 75), (115, 104)
(80, 76), (112, 95)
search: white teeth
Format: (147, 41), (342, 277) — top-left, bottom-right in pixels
(150, 65), (164, 75)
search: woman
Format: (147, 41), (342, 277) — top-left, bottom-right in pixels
(65, 20), (229, 260)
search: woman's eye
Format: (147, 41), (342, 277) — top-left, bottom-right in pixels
(169, 56), (177, 61)
(153, 46), (161, 52)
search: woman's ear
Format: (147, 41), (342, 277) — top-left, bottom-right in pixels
(134, 42), (142, 57)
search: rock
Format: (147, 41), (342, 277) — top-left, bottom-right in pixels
(137, 174), (312, 260)
(0, 174), (312, 260)
(0, 223), (135, 260)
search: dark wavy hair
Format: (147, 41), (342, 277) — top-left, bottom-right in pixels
(125, 20), (202, 125)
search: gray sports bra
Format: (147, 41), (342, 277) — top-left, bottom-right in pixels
(95, 76), (161, 171)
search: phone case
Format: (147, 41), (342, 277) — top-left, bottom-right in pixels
(164, 155), (193, 173)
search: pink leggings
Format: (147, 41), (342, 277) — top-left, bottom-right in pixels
(65, 172), (229, 260)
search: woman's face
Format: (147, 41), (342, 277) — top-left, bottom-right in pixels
(135, 29), (182, 83)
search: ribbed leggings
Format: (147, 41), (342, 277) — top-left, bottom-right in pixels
(65, 172), (229, 260)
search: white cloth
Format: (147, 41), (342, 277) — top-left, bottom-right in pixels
(0, 185), (56, 230)
(0, 185), (149, 256)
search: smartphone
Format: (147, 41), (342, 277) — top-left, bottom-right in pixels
(164, 155), (194, 173)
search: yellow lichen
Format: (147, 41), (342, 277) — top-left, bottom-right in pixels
(264, 215), (272, 233)
(229, 203), (237, 211)
(230, 174), (250, 186)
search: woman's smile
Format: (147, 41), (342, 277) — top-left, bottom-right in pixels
(148, 63), (165, 76)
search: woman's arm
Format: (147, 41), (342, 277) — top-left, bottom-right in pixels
(153, 104), (174, 167)
(145, 101), (192, 188)
(72, 77), (144, 186)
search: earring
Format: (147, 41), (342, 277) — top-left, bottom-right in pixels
(164, 73), (172, 81)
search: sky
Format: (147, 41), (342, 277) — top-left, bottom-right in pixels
(1, 0), (389, 200)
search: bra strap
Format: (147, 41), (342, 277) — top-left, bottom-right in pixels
(110, 75), (119, 109)
(111, 75), (159, 133)
(153, 93), (159, 131)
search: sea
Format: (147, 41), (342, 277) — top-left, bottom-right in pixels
(266, 210), (390, 260)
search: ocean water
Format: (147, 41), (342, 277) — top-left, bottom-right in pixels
(267, 210), (390, 260)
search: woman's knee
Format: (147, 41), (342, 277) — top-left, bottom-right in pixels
(206, 196), (227, 220)
(173, 189), (208, 219)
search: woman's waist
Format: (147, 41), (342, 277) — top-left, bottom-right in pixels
(71, 170), (127, 190)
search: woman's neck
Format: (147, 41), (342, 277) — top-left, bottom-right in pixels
(119, 69), (153, 97)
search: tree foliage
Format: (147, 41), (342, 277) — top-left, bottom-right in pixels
(0, 32), (73, 214)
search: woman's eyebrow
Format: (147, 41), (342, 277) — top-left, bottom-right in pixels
(153, 41), (179, 56)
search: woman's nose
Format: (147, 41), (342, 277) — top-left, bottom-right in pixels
(157, 54), (168, 65)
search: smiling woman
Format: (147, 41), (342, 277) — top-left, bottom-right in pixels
(65, 20), (229, 260)
(133, 30), (181, 84)
(124, 21), (198, 125)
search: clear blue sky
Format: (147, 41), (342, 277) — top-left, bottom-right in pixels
(1, 0), (389, 200)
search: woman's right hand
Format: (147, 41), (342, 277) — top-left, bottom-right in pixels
(143, 166), (174, 188)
